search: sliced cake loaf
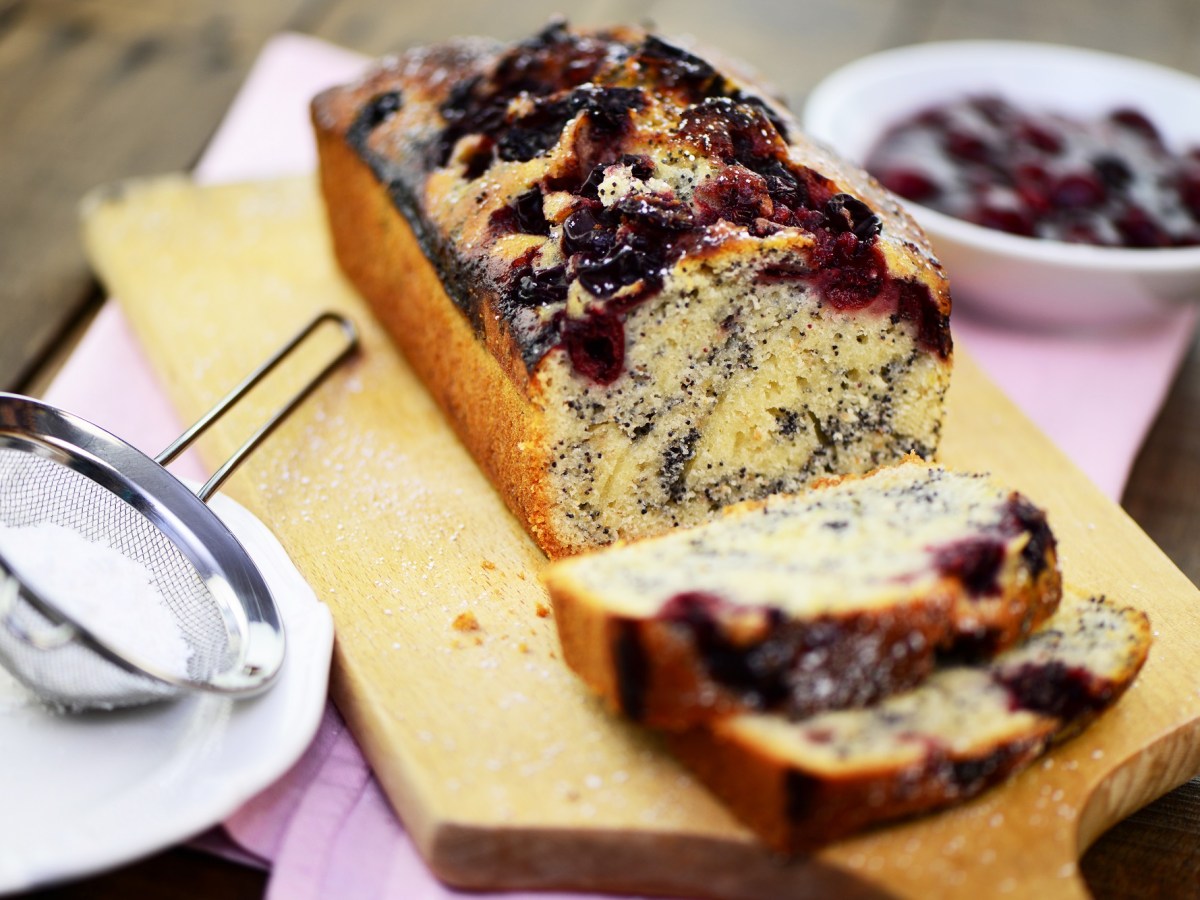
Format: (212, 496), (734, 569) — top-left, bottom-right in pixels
(543, 460), (1062, 727)
(312, 22), (953, 558)
(667, 592), (1151, 852)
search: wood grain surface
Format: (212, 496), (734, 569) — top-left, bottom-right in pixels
(6, 0), (1200, 896)
(79, 173), (1200, 899)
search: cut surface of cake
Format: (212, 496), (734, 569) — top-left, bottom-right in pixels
(543, 461), (1062, 726)
(667, 591), (1151, 852)
(312, 21), (953, 557)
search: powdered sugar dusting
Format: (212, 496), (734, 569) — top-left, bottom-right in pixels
(0, 522), (192, 677)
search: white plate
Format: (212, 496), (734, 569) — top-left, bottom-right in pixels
(0, 493), (334, 893)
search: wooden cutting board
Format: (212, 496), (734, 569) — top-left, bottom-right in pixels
(81, 174), (1200, 899)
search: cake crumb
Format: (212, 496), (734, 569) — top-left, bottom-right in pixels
(535, 603), (551, 618)
(481, 559), (497, 570)
(453, 611), (480, 632)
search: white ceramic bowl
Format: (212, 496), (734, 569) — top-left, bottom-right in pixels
(803, 41), (1200, 330)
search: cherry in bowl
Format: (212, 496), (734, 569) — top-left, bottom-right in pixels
(804, 42), (1200, 330)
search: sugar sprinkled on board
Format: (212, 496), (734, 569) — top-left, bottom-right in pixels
(0, 522), (192, 677)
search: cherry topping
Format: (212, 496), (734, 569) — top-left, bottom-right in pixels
(513, 187), (551, 235)
(756, 157), (805, 208)
(562, 206), (613, 255)
(1015, 120), (1064, 154)
(974, 204), (1035, 236)
(1049, 173), (1106, 209)
(434, 24), (631, 169)
(1092, 154), (1132, 191)
(492, 187), (552, 236)
(812, 230), (883, 310)
(509, 264), (569, 307)
(497, 85), (646, 162)
(660, 590), (727, 619)
(1116, 206), (1170, 248)
(969, 95), (1011, 124)
(826, 193), (882, 240)
(562, 309), (625, 384)
(943, 129), (990, 164)
(876, 168), (940, 203)
(578, 162), (608, 199)
(1179, 169), (1200, 221)
(636, 35), (721, 101)
(462, 139), (496, 180)
(895, 279), (952, 359)
(932, 537), (1005, 596)
(426, 25), (959, 386)
(679, 97), (785, 168)
(1109, 108), (1164, 148)
(621, 153), (656, 180)
(694, 167), (773, 227)
(578, 244), (654, 298)
(998, 661), (1107, 720)
(999, 496), (1053, 577)
(866, 95), (1200, 248)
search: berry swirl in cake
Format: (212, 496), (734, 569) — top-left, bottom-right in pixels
(543, 461), (1062, 728)
(668, 591), (1150, 852)
(313, 22), (953, 557)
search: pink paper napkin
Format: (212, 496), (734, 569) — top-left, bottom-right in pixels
(46, 31), (1197, 899)
(953, 305), (1196, 496)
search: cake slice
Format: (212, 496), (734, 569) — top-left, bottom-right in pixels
(312, 22), (953, 558)
(543, 461), (1061, 727)
(668, 592), (1151, 852)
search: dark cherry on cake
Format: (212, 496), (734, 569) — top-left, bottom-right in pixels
(866, 95), (1200, 248)
(314, 22), (954, 558)
(350, 22), (951, 386)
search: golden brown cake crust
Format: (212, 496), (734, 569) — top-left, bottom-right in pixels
(314, 120), (570, 554)
(668, 594), (1151, 853)
(666, 711), (1053, 854)
(313, 22), (954, 557)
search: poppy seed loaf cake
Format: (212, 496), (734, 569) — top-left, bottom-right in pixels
(542, 461), (1062, 727)
(312, 22), (953, 558)
(668, 592), (1151, 852)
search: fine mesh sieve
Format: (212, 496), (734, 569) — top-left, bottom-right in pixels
(0, 312), (357, 710)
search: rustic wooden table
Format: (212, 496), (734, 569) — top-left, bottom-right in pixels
(5, 1), (1200, 897)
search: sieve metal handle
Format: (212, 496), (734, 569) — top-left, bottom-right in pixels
(156, 312), (358, 503)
